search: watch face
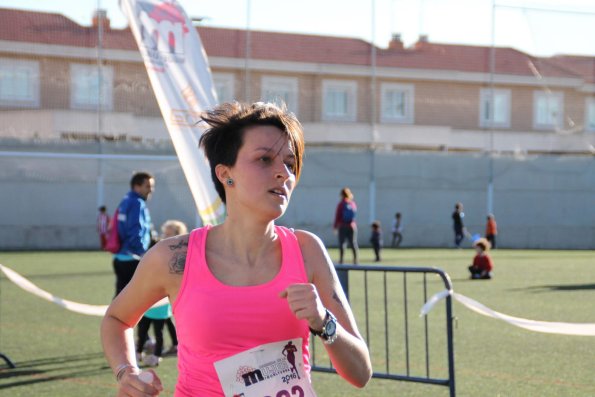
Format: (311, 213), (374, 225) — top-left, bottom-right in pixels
(325, 319), (336, 336)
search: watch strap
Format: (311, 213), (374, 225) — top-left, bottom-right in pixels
(309, 310), (329, 337)
(309, 309), (337, 343)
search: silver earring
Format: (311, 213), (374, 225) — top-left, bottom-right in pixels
(226, 178), (234, 186)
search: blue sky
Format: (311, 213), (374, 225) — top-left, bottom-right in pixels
(0, 0), (594, 56)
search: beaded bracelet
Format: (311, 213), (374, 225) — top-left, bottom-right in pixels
(115, 363), (138, 382)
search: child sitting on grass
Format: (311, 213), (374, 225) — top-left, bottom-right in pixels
(468, 238), (493, 280)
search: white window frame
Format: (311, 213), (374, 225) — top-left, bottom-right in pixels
(322, 80), (357, 122)
(260, 76), (298, 114)
(213, 72), (235, 104)
(585, 97), (595, 133)
(533, 90), (564, 130)
(0, 58), (40, 108)
(479, 88), (511, 128)
(381, 83), (415, 124)
(70, 63), (113, 111)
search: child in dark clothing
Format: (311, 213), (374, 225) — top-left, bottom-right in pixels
(370, 221), (383, 262)
(468, 238), (494, 279)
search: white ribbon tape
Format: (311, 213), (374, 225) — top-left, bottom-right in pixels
(421, 288), (595, 336)
(0, 264), (168, 317)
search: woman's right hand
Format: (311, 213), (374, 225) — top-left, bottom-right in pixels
(117, 369), (163, 397)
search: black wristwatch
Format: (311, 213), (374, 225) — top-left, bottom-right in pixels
(309, 309), (338, 345)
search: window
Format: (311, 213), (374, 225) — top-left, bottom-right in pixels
(70, 63), (113, 110)
(533, 91), (563, 130)
(479, 88), (511, 128)
(261, 76), (298, 114)
(0, 58), (39, 107)
(586, 97), (595, 132)
(322, 80), (357, 122)
(213, 73), (235, 104)
(381, 83), (414, 123)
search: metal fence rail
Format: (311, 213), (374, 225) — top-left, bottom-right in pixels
(310, 265), (456, 397)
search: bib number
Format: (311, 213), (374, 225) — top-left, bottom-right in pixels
(215, 339), (316, 397)
(265, 385), (305, 397)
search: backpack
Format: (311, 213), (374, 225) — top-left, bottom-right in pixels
(104, 208), (121, 254)
(342, 202), (356, 223)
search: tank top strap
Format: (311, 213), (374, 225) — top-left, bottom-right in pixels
(275, 225), (308, 283)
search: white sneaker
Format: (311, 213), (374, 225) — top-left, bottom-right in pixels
(142, 354), (162, 367)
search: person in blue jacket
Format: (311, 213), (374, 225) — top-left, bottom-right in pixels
(113, 171), (155, 296)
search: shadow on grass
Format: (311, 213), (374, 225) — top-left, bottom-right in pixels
(0, 369), (45, 379)
(24, 271), (113, 280)
(516, 283), (595, 293)
(3, 352), (105, 370)
(0, 352), (108, 388)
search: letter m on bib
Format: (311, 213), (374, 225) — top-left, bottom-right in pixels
(242, 369), (264, 386)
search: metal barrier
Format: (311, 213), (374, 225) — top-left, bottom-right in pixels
(310, 265), (456, 397)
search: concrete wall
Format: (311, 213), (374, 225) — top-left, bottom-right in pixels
(0, 143), (593, 250)
(284, 148), (595, 249)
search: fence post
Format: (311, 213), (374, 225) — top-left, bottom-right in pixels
(335, 266), (349, 301)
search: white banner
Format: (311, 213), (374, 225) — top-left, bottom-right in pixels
(120, 0), (225, 226)
(3, 262), (594, 336)
(421, 289), (595, 336)
(0, 264), (168, 317)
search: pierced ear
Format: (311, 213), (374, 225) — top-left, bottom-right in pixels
(215, 164), (231, 186)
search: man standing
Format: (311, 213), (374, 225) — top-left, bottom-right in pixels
(113, 171), (155, 296)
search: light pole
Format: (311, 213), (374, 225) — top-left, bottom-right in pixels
(96, 1), (105, 210)
(369, 0), (378, 224)
(487, 0), (496, 216)
(244, 0), (252, 101)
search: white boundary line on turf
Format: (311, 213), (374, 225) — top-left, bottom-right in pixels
(0, 264), (168, 317)
(421, 289), (595, 336)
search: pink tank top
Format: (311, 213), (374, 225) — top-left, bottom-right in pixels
(172, 225), (311, 396)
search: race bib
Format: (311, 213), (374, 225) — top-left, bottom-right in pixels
(214, 339), (317, 397)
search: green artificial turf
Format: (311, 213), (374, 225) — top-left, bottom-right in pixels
(0, 248), (593, 396)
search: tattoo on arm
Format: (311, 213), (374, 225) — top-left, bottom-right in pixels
(168, 239), (188, 251)
(332, 291), (344, 308)
(168, 238), (188, 274)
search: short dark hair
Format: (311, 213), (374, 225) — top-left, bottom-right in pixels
(341, 187), (353, 200)
(130, 172), (154, 189)
(199, 101), (304, 204)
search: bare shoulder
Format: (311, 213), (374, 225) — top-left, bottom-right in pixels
(160, 233), (190, 275)
(140, 234), (190, 275)
(294, 229), (326, 259)
(293, 230), (352, 318)
(293, 229), (334, 281)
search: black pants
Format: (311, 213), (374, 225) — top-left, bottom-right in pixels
(338, 225), (358, 264)
(391, 232), (402, 247)
(468, 265), (492, 280)
(136, 317), (166, 357)
(166, 318), (178, 346)
(113, 258), (140, 297)
(372, 241), (381, 261)
(486, 234), (496, 249)
(454, 230), (464, 247)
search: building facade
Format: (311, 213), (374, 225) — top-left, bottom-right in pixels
(0, 7), (594, 154)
